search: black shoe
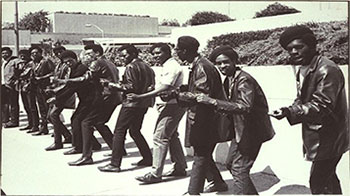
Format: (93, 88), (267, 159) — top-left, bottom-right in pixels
(163, 169), (187, 177)
(135, 172), (162, 184)
(32, 131), (49, 136)
(98, 164), (121, 172)
(27, 128), (39, 133)
(68, 156), (93, 166)
(131, 159), (152, 166)
(63, 148), (82, 155)
(20, 125), (32, 131)
(45, 143), (63, 151)
(203, 182), (228, 193)
(4, 122), (19, 128)
(63, 137), (72, 144)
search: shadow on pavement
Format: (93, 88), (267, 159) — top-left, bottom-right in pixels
(217, 166), (280, 195)
(274, 185), (311, 194)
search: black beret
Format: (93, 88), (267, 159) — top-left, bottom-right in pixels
(53, 45), (66, 53)
(209, 46), (238, 63)
(177, 36), (200, 52)
(60, 50), (77, 61)
(18, 49), (30, 56)
(279, 25), (316, 49)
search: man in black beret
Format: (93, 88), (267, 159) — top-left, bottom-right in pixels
(174, 36), (228, 195)
(271, 25), (348, 194)
(44, 50), (76, 151)
(197, 45), (275, 194)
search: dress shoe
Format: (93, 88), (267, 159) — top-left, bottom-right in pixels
(27, 128), (39, 134)
(4, 122), (19, 128)
(63, 148), (82, 155)
(98, 164), (121, 172)
(68, 156), (93, 166)
(32, 131), (49, 136)
(63, 137), (72, 144)
(135, 172), (162, 184)
(203, 181), (228, 193)
(163, 169), (187, 177)
(45, 143), (63, 151)
(131, 159), (152, 166)
(19, 125), (32, 131)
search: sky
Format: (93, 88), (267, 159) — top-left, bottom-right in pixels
(1, 1), (348, 25)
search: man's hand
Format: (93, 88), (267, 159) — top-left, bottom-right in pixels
(196, 94), (216, 106)
(47, 97), (56, 104)
(126, 93), (141, 101)
(269, 107), (289, 120)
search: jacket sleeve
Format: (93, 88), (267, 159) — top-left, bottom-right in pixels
(121, 64), (137, 92)
(286, 66), (344, 125)
(193, 65), (210, 96)
(215, 76), (254, 115)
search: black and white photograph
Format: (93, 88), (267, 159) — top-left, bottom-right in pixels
(1, 1), (349, 195)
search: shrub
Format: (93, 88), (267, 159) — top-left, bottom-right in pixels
(254, 2), (301, 18)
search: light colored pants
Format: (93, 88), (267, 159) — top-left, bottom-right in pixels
(151, 103), (187, 177)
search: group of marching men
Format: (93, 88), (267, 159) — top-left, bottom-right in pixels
(1, 25), (348, 195)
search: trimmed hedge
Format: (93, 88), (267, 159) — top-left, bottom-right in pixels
(203, 21), (348, 65)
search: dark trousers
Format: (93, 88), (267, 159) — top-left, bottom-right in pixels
(1, 85), (10, 123)
(1, 86), (19, 124)
(21, 91), (33, 127)
(225, 139), (261, 195)
(309, 155), (343, 194)
(81, 98), (117, 158)
(49, 104), (71, 144)
(111, 106), (152, 167)
(71, 100), (101, 151)
(30, 86), (48, 129)
(188, 144), (225, 195)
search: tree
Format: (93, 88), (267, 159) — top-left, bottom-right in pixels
(160, 19), (180, 27)
(186, 11), (234, 26)
(18, 10), (50, 32)
(254, 2), (300, 18)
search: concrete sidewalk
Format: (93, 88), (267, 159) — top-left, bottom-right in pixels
(1, 104), (349, 195)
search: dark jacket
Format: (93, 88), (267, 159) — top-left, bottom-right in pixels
(286, 55), (349, 161)
(89, 56), (122, 105)
(185, 56), (225, 147)
(55, 63), (95, 107)
(215, 69), (275, 154)
(121, 58), (155, 108)
(28, 57), (55, 89)
(3, 56), (19, 89)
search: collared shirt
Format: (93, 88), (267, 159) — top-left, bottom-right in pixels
(1, 59), (7, 83)
(156, 58), (184, 104)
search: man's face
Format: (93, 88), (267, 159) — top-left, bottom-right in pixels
(19, 54), (27, 61)
(83, 49), (98, 65)
(214, 54), (236, 76)
(62, 57), (77, 69)
(286, 39), (314, 65)
(174, 45), (186, 62)
(119, 49), (134, 66)
(2, 50), (11, 61)
(152, 47), (168, 65)
(54, 49), (64, 58)
(30, 49), (42, 61)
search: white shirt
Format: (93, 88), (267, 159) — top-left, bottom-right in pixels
(156, 57), (184, 104)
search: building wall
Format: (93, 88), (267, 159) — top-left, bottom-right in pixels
(49, 13), (159, 36)
(1, 30), (31, 46)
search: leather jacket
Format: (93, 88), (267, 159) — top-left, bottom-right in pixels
(286, 55), (349, 161)
(28, 56), (55, 89)
(184, 56), (225, 147)
(215, 69), (275, 154)
(121, 58), (155, 108)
